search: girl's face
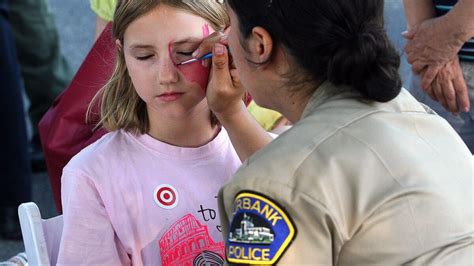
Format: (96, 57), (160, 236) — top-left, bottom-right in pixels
(123, 4), (214, 121)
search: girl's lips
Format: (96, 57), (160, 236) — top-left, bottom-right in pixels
(157, 92), (184, 102)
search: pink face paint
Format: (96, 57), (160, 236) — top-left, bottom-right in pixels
(172, 24), (212, 91)
(176, 62), (210, 91)
(168, 40), (178, 65)
(202, 24), (210, 39)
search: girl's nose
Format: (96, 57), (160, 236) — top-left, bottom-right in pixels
(157, 58), (179, 85)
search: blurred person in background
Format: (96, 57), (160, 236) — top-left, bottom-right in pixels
(0, 0), (32, 240)
(90, 0), (115, 40)
(9, 0), (74, 170)
(403, 0), (474, 153)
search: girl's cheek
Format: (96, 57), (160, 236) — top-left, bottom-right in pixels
(169, 24), (212, 91)
(176, 62), (210, 91)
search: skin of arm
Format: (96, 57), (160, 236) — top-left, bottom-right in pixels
(216, 101), (273, 162)
(403, 0), (436, 29)
(207, 44), (272, 162)
(404, 0), (474, 71)
(454, 0), (474, 33)
(403, 0), (471, 113)
(95, 16), (109, 41)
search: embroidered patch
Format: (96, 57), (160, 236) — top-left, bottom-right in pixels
(227, 192), (296, 264)
(154, 184), (179, 209)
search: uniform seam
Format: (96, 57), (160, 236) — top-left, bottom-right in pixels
(336, 131), (400, 186)
(242, 108), (421, 251)
(335, 131), (426, 250)
(283, 110), (388, 247)
(286, 109), (411, 250)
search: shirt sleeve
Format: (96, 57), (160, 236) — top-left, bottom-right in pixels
(89, 0), (116, 22)
(57, 169), (130, 265)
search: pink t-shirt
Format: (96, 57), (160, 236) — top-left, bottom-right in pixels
(57, 129), (241, 265)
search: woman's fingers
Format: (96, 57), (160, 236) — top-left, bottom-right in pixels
(193, 27), (230, 59)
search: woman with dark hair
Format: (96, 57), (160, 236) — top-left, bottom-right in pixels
(195, 0), (473, 264)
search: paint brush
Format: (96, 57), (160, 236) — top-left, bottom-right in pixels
(177, 52), (213, 65)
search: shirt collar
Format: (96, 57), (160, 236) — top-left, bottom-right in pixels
(301, 80), (353, 119)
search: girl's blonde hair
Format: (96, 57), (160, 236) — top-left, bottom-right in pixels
(88, 0), (229, 134)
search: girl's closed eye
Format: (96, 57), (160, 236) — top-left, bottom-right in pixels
(174, 51), (194, 64)
(136, 54), (154, 61)
(177, 51), (193, 56)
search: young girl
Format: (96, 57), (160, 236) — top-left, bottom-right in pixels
(57, 1), (240, 264)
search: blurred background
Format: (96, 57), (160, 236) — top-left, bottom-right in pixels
(0, 0), (94, 259)
(0, 0), (408, 261)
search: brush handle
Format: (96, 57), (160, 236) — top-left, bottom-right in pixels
(199, 52), (213, 60)
(178, 52), (213, 65)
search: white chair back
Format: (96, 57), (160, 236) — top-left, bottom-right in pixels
(18, 202), (63, 266)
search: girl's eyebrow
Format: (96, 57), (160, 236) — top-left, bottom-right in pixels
(128, 37), (202, 50)
(172, 37), (203, 45)
(129, 44), (155, 50)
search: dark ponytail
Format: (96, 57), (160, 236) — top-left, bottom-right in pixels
(227, 0), (402, 102)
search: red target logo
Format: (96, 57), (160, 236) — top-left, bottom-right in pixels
(154, 184), (179, 209)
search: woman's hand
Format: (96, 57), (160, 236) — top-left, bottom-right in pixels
(404, 16), (466, 75)
(206, 43), (245, 120)
(200, 32), (272, 162)
(422, 58), (470, 114)
(195, 27), (244, 120)
(402, 12), (470, 114)
(193, 27), (230, 59)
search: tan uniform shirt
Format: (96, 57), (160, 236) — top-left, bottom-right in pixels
(219, 82), (473, 265)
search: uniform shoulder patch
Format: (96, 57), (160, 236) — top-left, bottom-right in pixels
(226, 191), (296, 264)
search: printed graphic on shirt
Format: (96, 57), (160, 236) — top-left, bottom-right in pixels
(227, 192), (296, 265)
(154, 184), (179, 209)
(159, 214), (225, 266)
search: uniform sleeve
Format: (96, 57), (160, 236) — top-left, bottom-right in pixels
(89, 0), (116, 21)
(57, 170), (130, 265)
(219, 177), (340, 265)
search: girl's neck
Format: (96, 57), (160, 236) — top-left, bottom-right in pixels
(146, 104), (219, 148)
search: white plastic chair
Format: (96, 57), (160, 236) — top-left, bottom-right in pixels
(18, 202), (63, 266)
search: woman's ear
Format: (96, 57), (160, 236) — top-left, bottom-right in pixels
(115, 39), (123, 52)
(247, 26), (273, 64)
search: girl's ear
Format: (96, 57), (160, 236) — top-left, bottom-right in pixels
(115, 39), (123, 52)
(247, 26), (273, 64)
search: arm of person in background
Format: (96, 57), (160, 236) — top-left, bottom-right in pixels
(204, 38), (273, 162)
(95, 16), (109, 41)
(403, 0), (471, 113)
(425, 57), (469, 114)
(404, 0), (474, 73)
(90, 0), (116, 40)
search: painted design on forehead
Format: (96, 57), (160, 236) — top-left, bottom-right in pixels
(172, 24), (212, 91)
(202, 24), (210, 39)
(168, 40), (177, 65)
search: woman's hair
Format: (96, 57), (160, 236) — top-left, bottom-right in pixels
(89, 0), (229, 134)
(227, 0), (401, 102)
